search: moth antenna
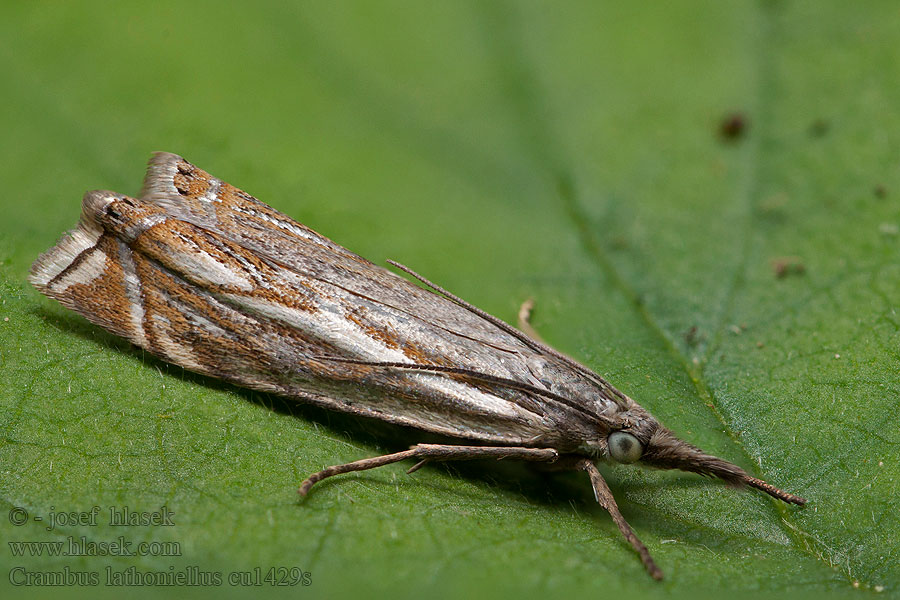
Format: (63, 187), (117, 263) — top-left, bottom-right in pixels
(386, 260), (620, 388)
(742, 476), (807, 505)
(311, 355), (607, 423)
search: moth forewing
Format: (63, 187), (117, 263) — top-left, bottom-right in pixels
(30, 153), (807, 581)
(30, 192), (151, 348)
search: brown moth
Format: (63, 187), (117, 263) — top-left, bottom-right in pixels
(30, 153), (806, 579)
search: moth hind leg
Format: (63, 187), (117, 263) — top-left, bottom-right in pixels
(300, 448), (663, 580)
(298, 444), (559, 496)
(517, 298), (547, 344)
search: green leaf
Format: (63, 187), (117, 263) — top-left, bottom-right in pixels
(2, 1), (897, 598)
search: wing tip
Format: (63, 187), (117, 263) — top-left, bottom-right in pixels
(29, 188), (121, 290)
(29, 222), (103, 291)
(148, 151), (184, 167)
(141, 151), (185, 202)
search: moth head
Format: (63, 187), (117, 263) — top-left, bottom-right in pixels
(607, 430), (643, 464)
(588, 412), (804, 503)
(626, 425), (807, 505)
(580, 406), (656, 464)
(582, 403), (656, 465)
(596, 417), (749, 482)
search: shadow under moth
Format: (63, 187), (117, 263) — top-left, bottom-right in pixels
(30, 152), (806, 579)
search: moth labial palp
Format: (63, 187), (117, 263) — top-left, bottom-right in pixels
(29, 152), (807, 581)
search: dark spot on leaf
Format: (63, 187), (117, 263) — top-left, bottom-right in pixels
(683, 326), (703, 346)
(808, 118), (830, 137)
(771, 256), (805, 279)
(719, 112), (748, 141)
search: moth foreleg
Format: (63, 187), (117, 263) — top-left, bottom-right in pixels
(574, 458), (664, 581)
(298, 444), (559, 497)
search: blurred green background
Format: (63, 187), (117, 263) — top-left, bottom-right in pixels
(2, 1), (898, 598)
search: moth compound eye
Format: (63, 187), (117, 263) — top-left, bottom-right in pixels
(608, 431), (642, 463)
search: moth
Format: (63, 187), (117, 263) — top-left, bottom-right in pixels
(30, 153), (806, 579)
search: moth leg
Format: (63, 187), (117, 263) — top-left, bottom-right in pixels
(517, 298), (547, 344)
(299, 444), (558, 496)
(574, 457), (664, 581)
